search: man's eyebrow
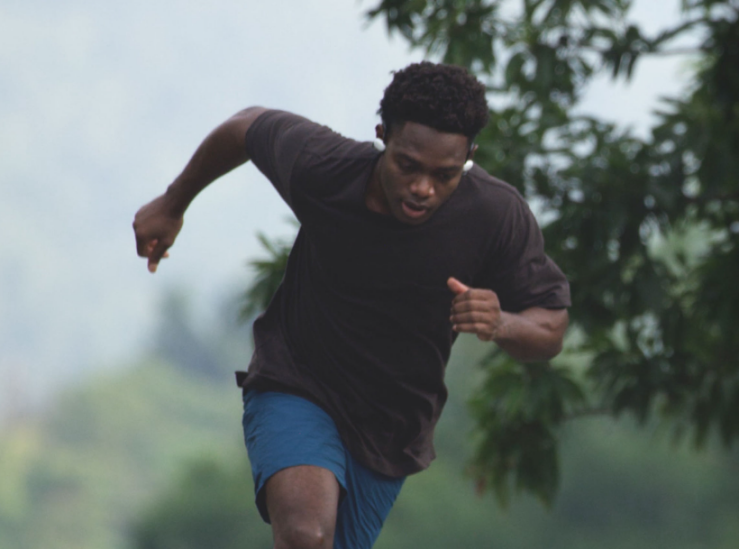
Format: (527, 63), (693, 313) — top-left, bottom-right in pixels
(395, 152), (419, 164)
(396, 152), (461, 168)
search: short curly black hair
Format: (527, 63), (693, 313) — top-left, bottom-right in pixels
(378, 62), (489, 142)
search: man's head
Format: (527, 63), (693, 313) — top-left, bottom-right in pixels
(367, 62), (489, 225)
(378, 61), (489, 143)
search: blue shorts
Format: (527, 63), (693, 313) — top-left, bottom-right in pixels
(242, 390), (405, 549)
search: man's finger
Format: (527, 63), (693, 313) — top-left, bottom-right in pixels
(451, 322), (485, 334)
(450, 311), (489, 325)
(147, 240), (171, 273)
(451, 322), (495, 341)
(135, 234), (153, 257)
(450, 297), (493, 312)
(146, 244), (169, 259)
(452, 289), (501, 308)
(447, 277), (469, 295)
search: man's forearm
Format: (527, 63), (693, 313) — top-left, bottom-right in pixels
(492, 308), (568, 362)
(165, 106), (268, 216)
(133, 106), (269, 272)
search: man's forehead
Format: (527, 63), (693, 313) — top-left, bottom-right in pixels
(388, 121), (470, 160)
(388, 120), (468, 139)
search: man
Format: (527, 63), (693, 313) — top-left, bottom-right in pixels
(133, 62), (570, 549)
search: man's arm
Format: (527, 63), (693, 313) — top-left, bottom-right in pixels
(447, 277), (568, 362)
(132, 106), (269, 273)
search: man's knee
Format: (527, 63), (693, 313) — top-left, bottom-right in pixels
(273, 520), (333, 549)
(266, 465), (340, 549)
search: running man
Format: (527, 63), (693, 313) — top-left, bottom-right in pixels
(133, 62), (570, 549)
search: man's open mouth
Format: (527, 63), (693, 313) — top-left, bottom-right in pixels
(401, 200), (428, 219)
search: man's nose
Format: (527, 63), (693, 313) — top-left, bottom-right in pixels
(410, 175), (434, 198)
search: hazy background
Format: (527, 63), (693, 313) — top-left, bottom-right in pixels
(4, 3), (737, 549)
(0, 0), (689, 411)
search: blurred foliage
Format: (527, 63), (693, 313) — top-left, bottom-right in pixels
(132, 458), (271, 549)
(0, 294), (252, 549)
(239, 231), (294, 322)
(0, 359), (246, 549)
(359, 0), (739, 504)
(467, 360), (586, 505)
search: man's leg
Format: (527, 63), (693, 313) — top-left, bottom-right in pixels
(242, 391), (348, 548)
(265, 465), (340, 549)
(242, 390), (403, 549)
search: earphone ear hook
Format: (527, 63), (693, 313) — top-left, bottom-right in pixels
(373, 122), (388, 152)
(463, 141), (476, 173)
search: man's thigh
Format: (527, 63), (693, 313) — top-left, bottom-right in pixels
(242, 390), (348, 523)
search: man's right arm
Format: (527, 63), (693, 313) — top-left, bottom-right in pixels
(133, 107), (269, 273)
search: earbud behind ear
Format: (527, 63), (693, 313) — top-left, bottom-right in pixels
(373, 138), (386, 152)
(462, 159), (474, 173)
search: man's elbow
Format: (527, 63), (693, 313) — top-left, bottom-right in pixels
(516, 338), (563, 363)
(542, 337), (564, 361)
(535, 309), (569, 361)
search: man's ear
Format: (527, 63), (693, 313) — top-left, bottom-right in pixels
(468, 143), (478, 160)
(375, 124), (385, 141)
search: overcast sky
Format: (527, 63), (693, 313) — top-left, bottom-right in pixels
(0, 0), (693, 408)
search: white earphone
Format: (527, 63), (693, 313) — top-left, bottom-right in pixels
(373, 138), (386, 152)
(462, 159), (473, 173)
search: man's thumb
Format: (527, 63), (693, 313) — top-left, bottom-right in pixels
(447, 277), (469, 295)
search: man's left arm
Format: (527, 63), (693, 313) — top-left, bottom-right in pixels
(448, 277), (568, 362)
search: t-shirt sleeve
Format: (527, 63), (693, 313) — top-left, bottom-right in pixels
(244, 110), (318, 210)
(476, 196), (571, 312)
(244, 110), (362, 218)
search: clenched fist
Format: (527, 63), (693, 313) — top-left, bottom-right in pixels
(447, 277), (505, 342)
(132, 194), (183, 273)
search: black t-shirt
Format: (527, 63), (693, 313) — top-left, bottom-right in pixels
(237, 110), (570, 477)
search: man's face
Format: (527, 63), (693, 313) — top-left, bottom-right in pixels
(370, 121), (471, 225)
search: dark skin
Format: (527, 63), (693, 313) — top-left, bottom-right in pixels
(265, 465), (339, 549)
(133, 108), (568, 549)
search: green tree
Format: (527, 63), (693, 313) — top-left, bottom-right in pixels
(362, 0), (739, 505)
